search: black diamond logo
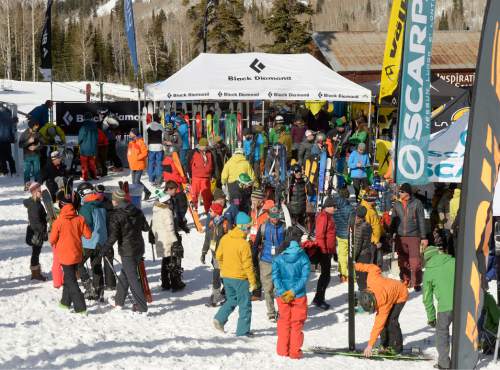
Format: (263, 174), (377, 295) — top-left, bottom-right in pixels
(218, 91), (223, 97)
(167, 92), (172, 98)
(318, 92), (323, 98)
(250, 58), (266, 73)
(268, 91), (273, 98)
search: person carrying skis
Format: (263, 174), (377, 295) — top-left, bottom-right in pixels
(254, 206), (285, 322)
(272, 240), (311, 359)
(151, 191), (185, 292)
(312, 196), (336, 310)
(297, 130), (315, 166)
(146, 113), (166, 186)
(355, 263), (409, 357)
(351, 206), (373, 291)
(78, 113), (98, 181)
(23, 182), (48, 281)
(41, 151), (68, 202)
(391, 183), (428, 291)
(99, 189), (150, 312)
(422, 239), (455, 369)
(201, 202), (227, 306)
(310, 132), (326, 158)
(333, 187), (354, 282)
(214, 212), (256, 336)
(78, 188), (108, 301)
(49, 192), (92, 314)
(221, 147), (255, 205)
(127, 128), (151, 200)
(188, 137), (214, 214)
(288, 164), (307, 226)
(237, 173), (254, 214)
(19, 120), (42, 189)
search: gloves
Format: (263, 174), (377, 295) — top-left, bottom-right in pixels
(99, 245), (110, 258)
(428, 320), (436, 328)
(281, 290), (295, 304)
(249, 284), (257, 293)
(200, 252), (206, 264)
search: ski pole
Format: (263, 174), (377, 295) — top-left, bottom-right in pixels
(103, 256), (133, 304)
(151, 242), (156, 262)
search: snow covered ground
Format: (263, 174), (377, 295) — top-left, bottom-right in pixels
(0, 172), (497, 369)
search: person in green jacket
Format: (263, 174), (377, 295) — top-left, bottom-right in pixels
(422, 244), (455, 369)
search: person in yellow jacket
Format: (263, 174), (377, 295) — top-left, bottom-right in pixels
(221, 147), (256, 203)
(39, 122), (66, 146)
(361, 189), (384, 263)
(214, 212), (256, 336)
(127, 128), (151, 200)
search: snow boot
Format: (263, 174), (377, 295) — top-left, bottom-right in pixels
(30, 265), (47, 281)
(171, 274), (186, 292)
(161, 258), (172, 290)
(312, 298), (330, 310)
(213, 319), (225, 333)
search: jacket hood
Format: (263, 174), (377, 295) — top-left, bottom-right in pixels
(149, 122), (163, 131)
(83, 193), (103, 205)
(23, 198), (35, 208)
(231, 153), (247, 163)
(60, 204), (78, 219)
(282, 241), (304, 263)
(228, 227), (246, 239)
(123, 203), (142, 217)
(453, 189), (461, 198)
(425, 251), (454, 268)
(335, 196), (350, 209)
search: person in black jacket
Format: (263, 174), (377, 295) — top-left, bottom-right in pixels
(23, 182), (47, 281)
(40, 151), (68, 201)
(350, 206), (373, 291)
(288, 164), (307, 225)
(94, 184), (115, 290)
(100, 189), (150, 312)
(0, 105), (17, 176)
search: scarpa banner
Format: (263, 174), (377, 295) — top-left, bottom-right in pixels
(430, 90), (470, 134)
(55, 102), (145, 135)
(124, 0), (139, 76)
(452, 0), (500, 368)
(379, 0), (408, 104)
(395, 0), (436, 185)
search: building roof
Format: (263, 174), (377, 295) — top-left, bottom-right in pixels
(312, 31), (481, 72)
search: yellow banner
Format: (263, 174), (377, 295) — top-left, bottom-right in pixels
(379, 0), (408, 104)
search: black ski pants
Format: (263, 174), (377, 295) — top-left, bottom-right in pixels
(78, 248), (104, 297)
(0, 142), (15, 175)
(30, 245), (42, 267)
(61, 264), (86, 312)
(103, 248), (116, 288)
(115, 255), (147, 312)
(314, 252), (332, 302)
(380, 302), (405, 353)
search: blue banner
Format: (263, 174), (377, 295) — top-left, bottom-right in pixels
(396, 0), (436, 185)
(124, 0), (139, 76)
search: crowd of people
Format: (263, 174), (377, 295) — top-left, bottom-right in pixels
(19, 102), (500, 367)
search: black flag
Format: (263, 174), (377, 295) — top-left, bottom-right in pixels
(39, 0), (53, 81)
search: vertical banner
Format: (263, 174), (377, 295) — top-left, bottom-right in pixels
(124, 0), (139, 76)
(39, 0), (53, 82)
(452, 0), (500, 368)
(379, 0), (408, 104)
(395, 0), (436, 185)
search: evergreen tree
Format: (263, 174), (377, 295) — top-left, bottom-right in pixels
(438, 11), (449, 31)
(209, 0), (245, 53)
(261, 0), (313, 53)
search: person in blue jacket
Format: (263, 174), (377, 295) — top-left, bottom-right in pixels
(348, 142), (370, 201)
(176, 116), (189, 169)
(78, 113), (98, 180)
(28, 100), (52, 127)
(272, 240), (311, 359)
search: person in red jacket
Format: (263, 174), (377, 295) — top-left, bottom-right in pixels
(96, 124), (109, 177)
(313, 196), (337, 310)
(162, 147), (186, 186)
(49, 193), (92, 313)
(189, 138), (214, 213)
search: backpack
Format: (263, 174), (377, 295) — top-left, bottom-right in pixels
(82, 207), (108, 250)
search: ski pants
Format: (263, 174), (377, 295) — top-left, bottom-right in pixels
(30, 244), (42, 267)
(251, 244), (262, 292)
(80, 155), (97, 181)
(227, 182), (241, 204)
(61, 264), (86, 313)
(147, 150), (163, 183)
(259, 261), (276, 318)
(108, 140), (123, 168)
(174, 192), (188, 226)
(131, 170), (151, 198)
(337, 237), (349, 278)
(78, 247), (104, 297)
(211, 252), (222, 290)
(380, 302), (405, 353)
(214, 278), (252, 336)
(115, 255), (148, 312)
(396, 236), (422, 288)
(352, 177), (368, 202)
(97, 145), (108, 176)
(23, 154), (40, 184)
(52, 245), (63, 289)
(314, 252), (332, 302)
(276, 296), (307, 358)
(0, 142), (15, 175)
(436, 311), (452, 369)
(191, 177), (212, 213)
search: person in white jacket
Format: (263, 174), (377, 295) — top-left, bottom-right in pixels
(151, 191), (186, 292)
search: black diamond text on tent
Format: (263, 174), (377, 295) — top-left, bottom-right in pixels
(250, 58), (266, 73)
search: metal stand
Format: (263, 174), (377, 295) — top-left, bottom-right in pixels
(348, 223), (355, 351)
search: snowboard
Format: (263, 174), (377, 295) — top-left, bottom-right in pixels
(305, 156), (319, 188)
(317, 150), (328, 195)
(206, 113), (213, 143)
(195, 113), (202, 142)
(236, 111), (243, 143)
(171, 152), (204, 233)
(304, 347), (433, 361)
(41, 189), (57, 224)
(138, 258), (153, 303)
(213, 113), (220, 138)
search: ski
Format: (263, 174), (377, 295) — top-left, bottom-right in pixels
(41, 189), (57, 224)
(304, 347), (433, 361)
(138, 258), (153, 303)
(281, 203), (292, 229)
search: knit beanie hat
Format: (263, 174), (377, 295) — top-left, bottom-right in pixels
(213, 188), (226, 200)
(323, 196), (336, 208)
(356, 206), (367, 218)
(399, 183), (412, 195)
(198, 138), (209, 147)
(112, 189), (127, 202)
(235, 212), (252, 226)
(251, 188), (265, 201)
(210, 203), (224, 216)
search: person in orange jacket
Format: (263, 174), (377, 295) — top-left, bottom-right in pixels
(49, 193), (92, 313)
(127, 128), (151, 200)
(355, 263), (409, 357)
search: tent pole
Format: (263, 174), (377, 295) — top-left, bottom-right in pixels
(261, 100), (265, 126)
(368, 101), (372, 128)
(247, 101), (250, 128)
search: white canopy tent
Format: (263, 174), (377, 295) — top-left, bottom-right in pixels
(144, 53), (372, 103)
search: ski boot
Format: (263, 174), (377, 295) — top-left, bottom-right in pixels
(312, 298), (330, 310)
(171, 273), (186, 292)
(30, 265), (47, 281)
(207, 288), (225, 307)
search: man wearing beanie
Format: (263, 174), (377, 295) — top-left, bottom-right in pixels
(100, 189), (150, 312)
(214, 212), (256, 336)
(422, 242), (455, 369)
(391, 183), (428, 291)
(202, 202), (227, 307)
(312, 196), (337, 310)
(351, 205), (373, 291)
(347, 142), (370, 201)
(333, 187), (354, 282)
(188, 137), (214, 214)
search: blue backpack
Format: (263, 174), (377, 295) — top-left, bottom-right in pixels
(82, 207), (108, 250)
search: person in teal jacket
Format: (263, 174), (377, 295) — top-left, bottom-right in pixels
(272, 240), (311, 359)
(422, 245), (455, 369)
(78, 115), (98, 180)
